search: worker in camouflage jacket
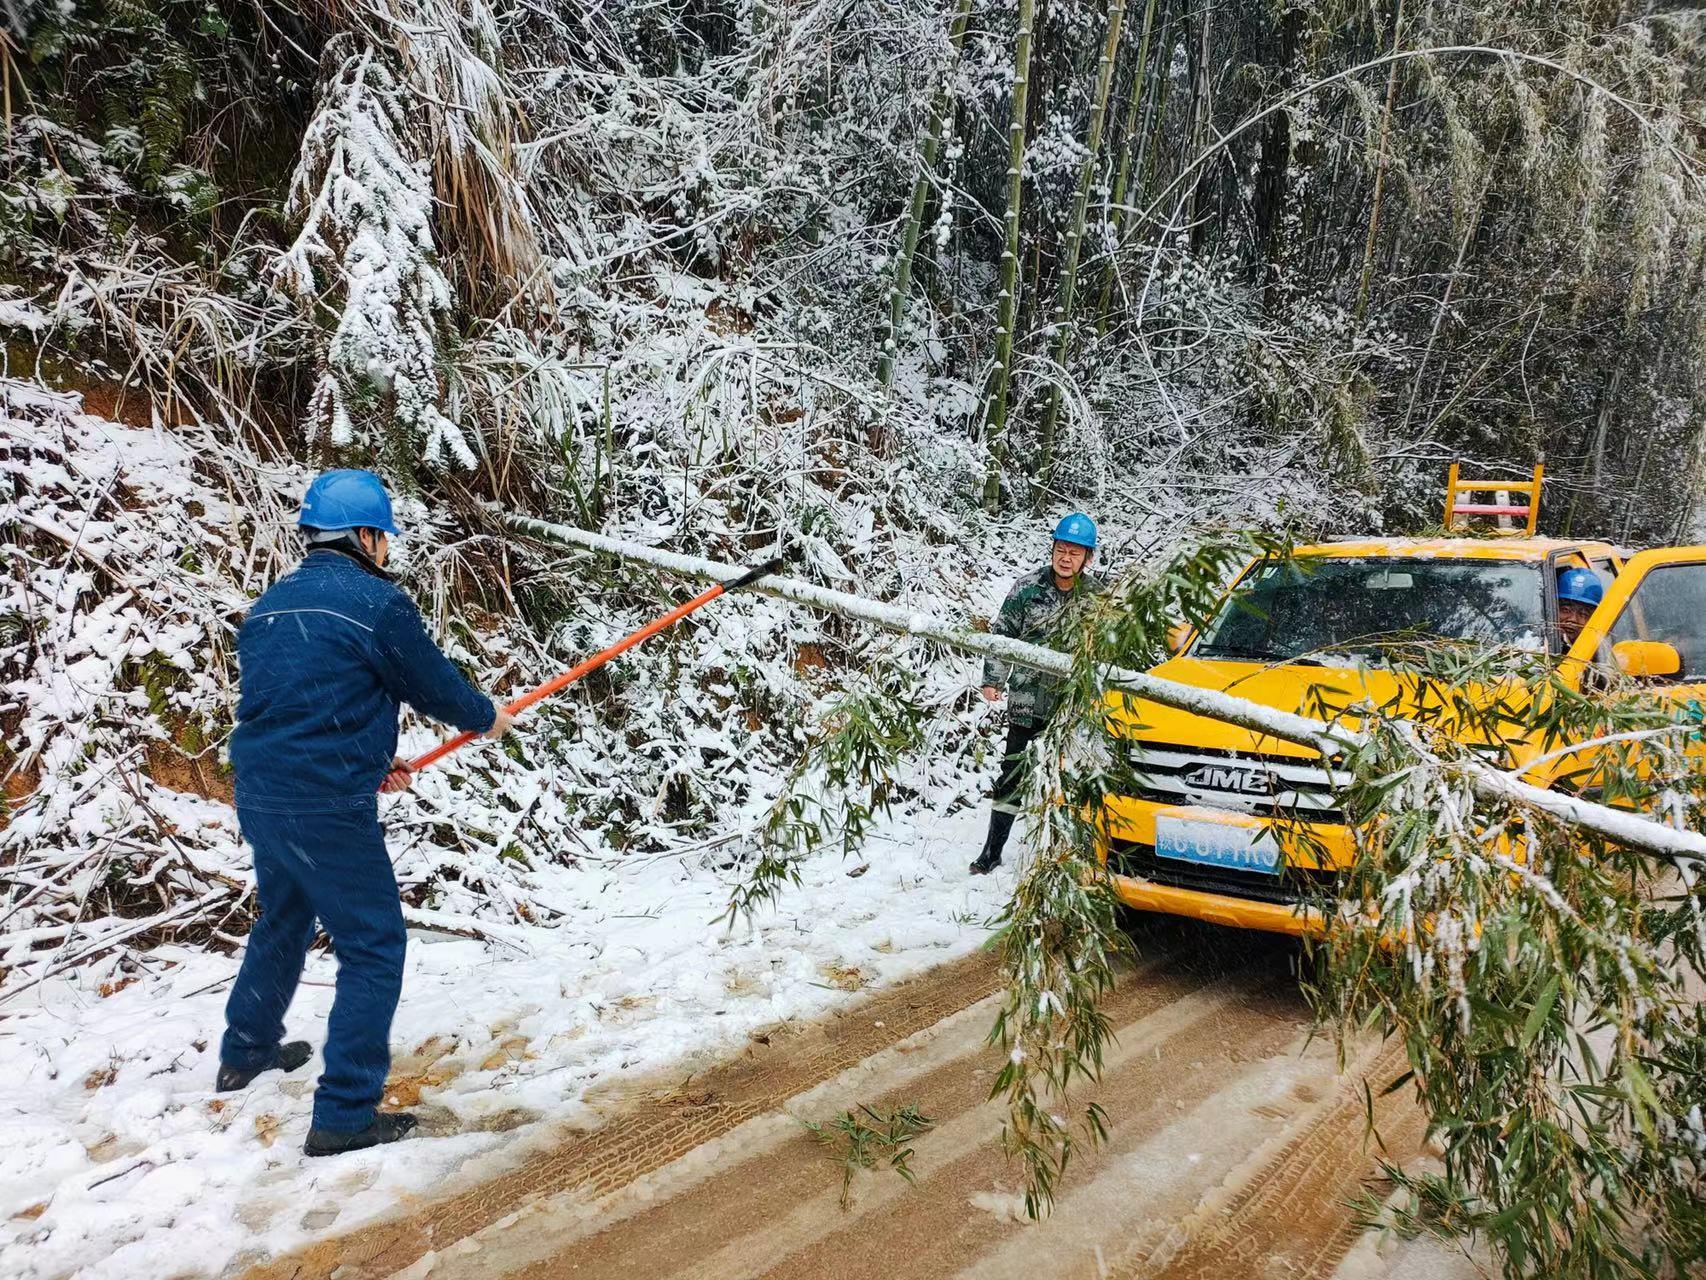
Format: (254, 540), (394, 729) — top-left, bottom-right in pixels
(972, 513), (1103, 874)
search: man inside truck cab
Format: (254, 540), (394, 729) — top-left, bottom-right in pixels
(1556, 566), (1605, 649)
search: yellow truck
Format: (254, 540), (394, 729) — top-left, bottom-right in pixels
(1102, 471), (1706, 936)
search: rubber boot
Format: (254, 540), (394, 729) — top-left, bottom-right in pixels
(304, 1111), (419, 1157)
(216, 1040), (313, 1092)
(970, 811), (1016, 875)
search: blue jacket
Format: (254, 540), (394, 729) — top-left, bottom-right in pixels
(230, 549), (496, 813)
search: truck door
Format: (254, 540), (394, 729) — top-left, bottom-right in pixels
(1542, 548), (1706, 794)
(1569, 546), (1706, 698)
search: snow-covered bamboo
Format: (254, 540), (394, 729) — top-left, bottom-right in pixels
(981, 0), (1037, 511)
(877, 0), (974, 392)
(1094, 0), (1164, 338)
(509, 515), (1706, 863)
(1036, 0), (1128, 490)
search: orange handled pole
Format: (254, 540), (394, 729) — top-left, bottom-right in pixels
(402, 557), (783, 776)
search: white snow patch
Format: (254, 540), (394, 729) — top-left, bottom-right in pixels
(0, 806), (1001, 1279)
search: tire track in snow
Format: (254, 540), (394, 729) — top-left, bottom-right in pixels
(451, 954), (1274, 1280)
(250, 923), (1422, 1280)
(245, 948), (1007, 1280)
(395, 924), (1420, 1280)
(1132, 1036), (1423, 1280)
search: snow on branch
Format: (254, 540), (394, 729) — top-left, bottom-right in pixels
(355, 0), (542, 290)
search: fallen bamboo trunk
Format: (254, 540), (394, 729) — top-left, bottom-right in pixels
(507, 515), (1706, 864)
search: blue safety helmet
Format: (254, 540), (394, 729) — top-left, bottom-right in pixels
(1557, 567), (1604, 608)
(1053, 512), (1098, 551)
(298, 469), (399, 536)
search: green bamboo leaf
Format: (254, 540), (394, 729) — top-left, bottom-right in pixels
(1519, 975), (1561, 1048)
(1623, 1059), (1660, 1144)
(1380, 1069), (1416, 1097)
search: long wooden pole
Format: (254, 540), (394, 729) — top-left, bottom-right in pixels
(404, 558), (780, 774)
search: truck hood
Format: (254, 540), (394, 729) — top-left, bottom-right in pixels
(1108, 655), (1424, 759)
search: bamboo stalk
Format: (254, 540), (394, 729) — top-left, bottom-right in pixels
(1096, 0), (1165, 337)
(1400, 141), (1502, 441)
(981, 0), (1037, 512)
(1669, 411), (1706, 544)
(1354, 0), (1406, 327)
(878, 0), (976, 392)
(1141, 8), (1175, 201)
(1182, 3), (1210, 245)
(1036, 0), (1130, 499)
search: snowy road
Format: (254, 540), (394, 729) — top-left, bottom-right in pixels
(244, 920), (1471, 1280)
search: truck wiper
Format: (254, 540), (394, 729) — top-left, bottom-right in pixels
(1197, 643), (1330, 667)
(1196, 643), (1292, 662)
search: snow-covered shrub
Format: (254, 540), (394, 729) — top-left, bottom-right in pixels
(0, 383), (288, 995)
(275, 35), (466, 468)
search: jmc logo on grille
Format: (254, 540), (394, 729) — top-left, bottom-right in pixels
(1181, 763), (1275, 796)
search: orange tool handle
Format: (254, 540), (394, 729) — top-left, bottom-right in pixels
(402, 558), (782, 776)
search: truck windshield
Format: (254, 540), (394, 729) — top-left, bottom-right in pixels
(1193, 557), (1546, 663)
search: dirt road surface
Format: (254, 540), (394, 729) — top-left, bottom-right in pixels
(250, 919), (1443, 1280)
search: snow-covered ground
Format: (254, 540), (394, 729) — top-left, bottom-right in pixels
(0, 802), (1006, 1279)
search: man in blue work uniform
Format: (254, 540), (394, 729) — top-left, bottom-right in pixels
(217, 470), (515, 1156)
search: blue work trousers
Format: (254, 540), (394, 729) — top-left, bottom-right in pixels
(220, 804), (406, 1133)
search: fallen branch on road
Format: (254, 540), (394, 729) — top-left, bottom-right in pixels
(0, 888), (236, 1006)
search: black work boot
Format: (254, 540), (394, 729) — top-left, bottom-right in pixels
(970, 812), (1016, 875)
(304, 1112), (419, 1158)
(216, 1040), (313, 1092)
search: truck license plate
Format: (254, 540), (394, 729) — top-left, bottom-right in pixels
(1154, 812), (1281, 875)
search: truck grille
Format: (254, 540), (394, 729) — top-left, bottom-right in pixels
(1120, 741), (1347, 825)
(1109, 838), (1342, 907)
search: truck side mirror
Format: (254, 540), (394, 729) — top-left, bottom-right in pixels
(1612, 639), (1682, 679)
(1166, 622), (1191, 655)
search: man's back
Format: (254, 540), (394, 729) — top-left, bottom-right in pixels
(220, 469), (504, 1156)
(231, 550), (492, 811)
